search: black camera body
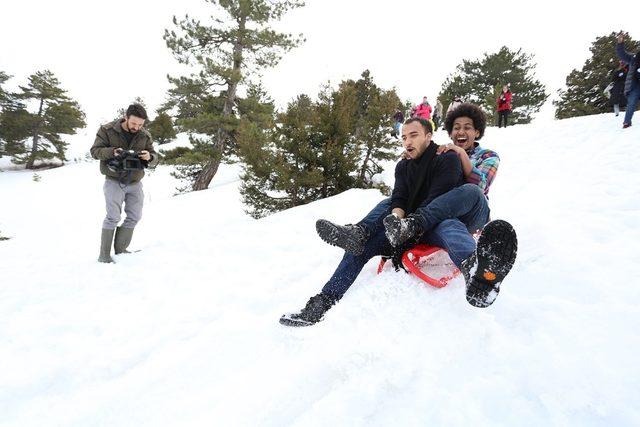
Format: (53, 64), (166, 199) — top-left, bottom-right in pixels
(107, 150), (144, 173)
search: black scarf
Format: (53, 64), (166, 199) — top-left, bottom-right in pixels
(407, 142), (439, 214)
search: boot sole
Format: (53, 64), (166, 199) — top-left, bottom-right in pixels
(115, 250), (141, 255)
(316, 220), (365, 256)
(279, 314), (315, 327)
(466, 220), (517, 308)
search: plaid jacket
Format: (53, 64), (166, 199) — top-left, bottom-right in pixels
(466, 144), (499, 195)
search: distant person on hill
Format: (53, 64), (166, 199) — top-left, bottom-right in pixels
(90, 103), (158, 263)
(616, 32), (640, 128)
(496, 84), (512, 128)
(447, 95), (463, 115)
(280, 104), (515, 327)
(609, 61), (628, 117)
(414, 96), (432, 121)
(433, 100), (444, 129)
(392, 108), (404, 137)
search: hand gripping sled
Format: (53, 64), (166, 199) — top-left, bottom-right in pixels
(377, 244), (461, 288)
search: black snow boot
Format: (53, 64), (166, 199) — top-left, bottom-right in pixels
(280, 293), (337, 327)
(383, 213), (423, 247)
(316, 219), (368, 256)
(465, 220), (518, 308)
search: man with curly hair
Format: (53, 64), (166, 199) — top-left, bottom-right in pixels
(280, 104), (516, 327)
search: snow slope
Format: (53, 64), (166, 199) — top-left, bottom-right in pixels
(1, 114), (639, 426)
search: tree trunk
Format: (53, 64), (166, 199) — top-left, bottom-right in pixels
(25, 98), (44, 169)
(193, 156), (222, 191)
(193, 128), (224, 190)
(359, 146), (372, 183)
(192, 17), (245, 191)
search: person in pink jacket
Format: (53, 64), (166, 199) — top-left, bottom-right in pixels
(414, 96), (432, 121)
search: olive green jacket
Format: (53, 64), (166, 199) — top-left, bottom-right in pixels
(90, 119), (158, 182)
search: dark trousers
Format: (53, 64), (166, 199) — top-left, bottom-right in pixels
(623, 87), (640, 125)
(497, 110), (509, 128)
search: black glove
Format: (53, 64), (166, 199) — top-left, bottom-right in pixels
(389, 241), (414, 272)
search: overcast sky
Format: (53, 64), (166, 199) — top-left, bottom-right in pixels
(1, 0), (639, 136)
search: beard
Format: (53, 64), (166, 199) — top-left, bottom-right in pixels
(126, 123), (140, 133)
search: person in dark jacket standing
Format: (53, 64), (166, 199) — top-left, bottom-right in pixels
(496, 84), (512, 128)
(90, 104), (158, 263)
(610, 61), (628, 116)
(616, 32), (640, 128)
(392, 108), (404, 137)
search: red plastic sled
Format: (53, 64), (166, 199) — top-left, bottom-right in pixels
(377, 244), (461, 288)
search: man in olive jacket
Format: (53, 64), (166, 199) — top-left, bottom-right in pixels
(90, 104), (158, 263)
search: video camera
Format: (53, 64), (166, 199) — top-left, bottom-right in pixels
(107, 150), (145, 173)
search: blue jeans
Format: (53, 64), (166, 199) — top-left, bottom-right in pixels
(413, 183), (490, 233)
(394, 121), (402, 135)
(358, 197), (393, 236)
(322, 184), (490, 299)
(624, 87), (640, 125)
(358, 184), (490, 235)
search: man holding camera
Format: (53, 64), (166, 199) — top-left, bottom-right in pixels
(90, 104), (157, 263)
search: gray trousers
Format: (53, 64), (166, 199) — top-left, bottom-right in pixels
(102, 178), (144, 230)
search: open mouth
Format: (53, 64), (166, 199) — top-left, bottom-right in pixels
(455, 137), (468, 145)
(406, 147), (415, 155)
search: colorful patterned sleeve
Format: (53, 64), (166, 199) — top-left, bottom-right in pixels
(467, 149), (500, 194)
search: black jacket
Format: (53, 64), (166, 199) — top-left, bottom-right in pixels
(616, 43), (640, 95)
(610, 67), (628, 107)
(391, 147), (464, 214)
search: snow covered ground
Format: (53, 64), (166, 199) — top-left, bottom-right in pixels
(1, 114), (639, 426)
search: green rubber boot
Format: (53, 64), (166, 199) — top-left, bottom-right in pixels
(114, 226), (134, 255)
(98, 228), (115, 263)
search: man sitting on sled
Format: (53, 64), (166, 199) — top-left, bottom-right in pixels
(280, 104), (516, 327)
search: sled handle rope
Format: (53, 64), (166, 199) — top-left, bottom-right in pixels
(377, 244), (461, 288)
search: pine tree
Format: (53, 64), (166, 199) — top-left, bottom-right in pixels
(8, 70), (85, 169)
(237, 94), (318, 218)
(0, 108), (33, 157)
(0, 71), (28, 156)
(0, 71), (10, 108)
(346, 70), (400, 190)
(237, 71), (401, 218)
(165, 83), (275, 194)
(312, 83), (359, 198)
(0, 71), (11, 155)
(554, 32), (640, 119)
(438, 46), (548, 125)
(1, 73), (35, 159)
(164, 0), (304, 192)
(147, 111), (177, 144)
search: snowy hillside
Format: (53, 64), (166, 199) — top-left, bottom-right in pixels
(1, 114), (639, 426)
